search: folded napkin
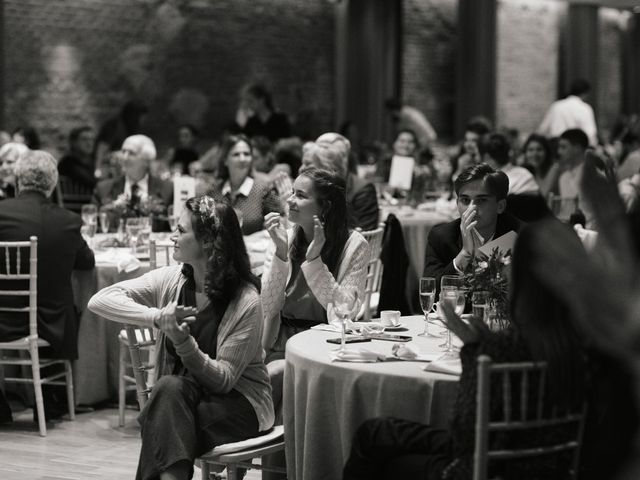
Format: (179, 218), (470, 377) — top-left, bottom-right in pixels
(311, 319), (359, 333)
(116, 253), (142, 273)
(423, 356), (462, 375)
(391, 343), (440, 362)
(329, 348), (386, 363)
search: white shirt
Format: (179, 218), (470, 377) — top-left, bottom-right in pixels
(558, 163), (596, 229)
(537, 95), (598, 146)
(501, 164), (539, 195)
(124, 174), (149, 200)
(222, 176), (254, 198)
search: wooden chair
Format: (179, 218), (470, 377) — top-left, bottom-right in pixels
(0, 237), (75, 436)
(56, 175), (94, 214)
(473, 355), (586, 480)
(117, 238), (173, 425)
(357, 223), (385, 321)
(122, 326), (285, 480)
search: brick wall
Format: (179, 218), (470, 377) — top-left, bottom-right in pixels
(4, 0), (335, 156)
(401, 0), (457, 142)
(496, 0), (565, 139)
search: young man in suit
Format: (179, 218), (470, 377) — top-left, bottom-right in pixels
(0, 150), (95, 422)
(423, 163), (523, 290)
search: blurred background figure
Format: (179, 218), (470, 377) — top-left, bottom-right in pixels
(385, 98), (437, 148)
(11, 126), (41, 150)
(58, 126), (97, 191)
(521, 133), (561, 198)
(168, 124), (200, 176)
(0, 142), (29, 200)
(451, 117), (492, 182)
(240, 83), (291, 142)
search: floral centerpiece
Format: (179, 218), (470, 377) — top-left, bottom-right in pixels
(462, 247), (512, 330)
(102, 193), (167, 235)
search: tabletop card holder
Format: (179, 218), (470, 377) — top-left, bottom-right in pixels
(388, 155), (415, 191)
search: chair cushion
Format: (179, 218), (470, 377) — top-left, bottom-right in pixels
(204, 425), (284, 456)
(0, 336), (50, 348)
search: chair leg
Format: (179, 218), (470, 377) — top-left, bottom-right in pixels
(29, 346), (46, 437)
(118, 341), (127, 427)
(201, 460), (210, 480)
(64, 360), (75, 420)
(227, 464), (239, 480)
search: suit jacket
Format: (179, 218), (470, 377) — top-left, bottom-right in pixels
(423, 213), (524, 290)
(0, 192), (95, 359)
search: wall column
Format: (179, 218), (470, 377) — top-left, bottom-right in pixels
(455, 0), (496, 138)
(622, 12), (640, 114)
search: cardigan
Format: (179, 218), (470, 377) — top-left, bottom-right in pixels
(261, 229), (369, 349)
(88, 265), (274, 431)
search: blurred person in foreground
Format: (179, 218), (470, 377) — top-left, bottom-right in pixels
(0, 150), (95, 422)
(0, 142), (29, 200)
(301, 132), (379, 231)
(88, 196), (274, 480)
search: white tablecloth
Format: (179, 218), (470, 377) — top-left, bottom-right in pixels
(283, 315), (460, 480)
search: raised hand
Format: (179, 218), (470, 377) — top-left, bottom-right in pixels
(264, 212), (288, 261)
(154, 302), (197, 344)
(460, 205), (481, 255)
(306, 215), (326, 261)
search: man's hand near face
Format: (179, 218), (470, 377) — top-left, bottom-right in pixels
(454, 204), (484, 272)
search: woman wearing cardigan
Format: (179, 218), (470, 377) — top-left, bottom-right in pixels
(88, 196), (274, 480)
(261, 167), (369, 408)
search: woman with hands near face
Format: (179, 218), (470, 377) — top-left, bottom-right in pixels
(89, 196), (274, 480)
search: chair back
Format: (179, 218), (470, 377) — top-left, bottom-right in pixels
(57, 175), (94, 213)
(149, 239), (175, 270)
(123, 325), (156, 409)
(473, 355), (586, 480)
(0, 237), (37, 338)
(358, 223), (385, 321)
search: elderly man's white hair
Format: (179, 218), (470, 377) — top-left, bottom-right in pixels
(315, 132), (351, 158)
(14, 150), (59, 197)
(123, 134), (157, 161)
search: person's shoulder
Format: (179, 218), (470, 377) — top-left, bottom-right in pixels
(430, 218), (461, 239)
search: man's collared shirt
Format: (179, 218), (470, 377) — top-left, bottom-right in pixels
(124, 174), (149, 200)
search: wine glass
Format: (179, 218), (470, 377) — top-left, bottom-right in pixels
(472, 290), (490, 325)
(418, 277), (436, 337)
(333, 286), (359, 352)
(81, 204), (97, 227)
(98, 207), (110, 234)
(125, 218), (144, 255)
(440, 275), (465, 355)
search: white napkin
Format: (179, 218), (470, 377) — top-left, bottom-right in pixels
(329, 348), (386, 363)
(423, 357), (462, 375)
(311, 319), (359, 333)
(116, 253), (142, 273)
(391, 343), (440, 362)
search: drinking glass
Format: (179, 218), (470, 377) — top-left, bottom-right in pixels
(167, 206), (178, 232)
(439, 275), (465, 354)
(333, 286), (359, 352)
(472, 290), (490, 325)
(98, 207), (110, 234)
(125, 218), (144, 255)
(418, 277), (436, 337)
(81, 204), (98, 227)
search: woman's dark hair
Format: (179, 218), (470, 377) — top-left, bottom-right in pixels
(290, 167), (349, 275)
(68, 126), (93, 148)
(12, 126), (41, 150)
(245, 84), (274, 112)
(184, 196), (259, 305)
(510, 220), (586, 409)
(483, 133), (511, 167)
(215, 134), (253, 181)
(522, 133), (552, 177)
(453, 163), (509, 201)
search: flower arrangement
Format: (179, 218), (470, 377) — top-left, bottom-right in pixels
(463, 247), (512, 330)
(102, 193), (166, 221)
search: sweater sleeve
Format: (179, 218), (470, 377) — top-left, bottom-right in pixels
(88, 266), (179, 327)
(260, 241), (290, 348)
(174, 293), (263, 394)
(300, 232), (369, 309)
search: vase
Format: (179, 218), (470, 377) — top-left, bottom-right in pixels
(487, 300), (509, 331)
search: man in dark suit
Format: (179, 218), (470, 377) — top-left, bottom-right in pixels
(92, 134), (173, 230)
(0, 150), (95, 421)
(423, 163), (523, 290)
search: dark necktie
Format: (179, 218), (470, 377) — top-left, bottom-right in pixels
(131, 183), (141, 206)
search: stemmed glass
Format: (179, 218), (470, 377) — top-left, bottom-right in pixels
(125, 218), (144, 255)
(81, 204), (98, 248)
(333, 286), (359, 352)
(440, 275), (466, 356)
(472, 291), (490, 325)
(418, 277), (437, 337)
(98, 207), (110, 234)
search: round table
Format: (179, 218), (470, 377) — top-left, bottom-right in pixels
(282, 316), (460, 480)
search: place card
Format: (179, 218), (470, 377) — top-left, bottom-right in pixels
(388, 155), (415, 191)
(173, 176), (196, 217)
(477, 230), (517, 257)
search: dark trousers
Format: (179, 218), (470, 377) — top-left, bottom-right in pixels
(136, 375), (259, 480)
(343, 417), (453, 480)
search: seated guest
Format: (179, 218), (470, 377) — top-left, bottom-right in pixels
(0, 142), (28, 199)
(483, 132), (539, 195)
(58, 126), (97, 191)
(302, 132), (380, 231)
(557, 128), (594, 228)
(0, 150), (95, 422)
(376, 128), (427, 183)
(423, 163), (523, 289)
(207, 134), (283, 235)
(451, 118), (491, 182)
(88, 196), (274, 480)
(168, 124), (200, 175)
(345, 220), (593, 480)
(261, 167), (368, 407)
(92, 134), (173, 231)
(521, 133), (561, 198)
(241, 83), (291, 143)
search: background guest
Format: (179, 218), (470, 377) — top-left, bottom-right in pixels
(451, 118), (491, 182)
(168, 124), (200, 176)
(57, 126), (97, 191)
(521, 133), (560, 198)
(483, 133), (539, 195)
(207, 134), (283, 235)
(11, 126), (41, 150)
(241, 84), (291, 143)
(0, 142), (29, 200)
(385, 98), (437, 148)
(0, 150), (95, 421)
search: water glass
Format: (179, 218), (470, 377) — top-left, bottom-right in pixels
(98, 208), (110, 234)
(81, 204), (97, 227)
(440, 275), (465, 354)
(167, 206), (178, 232)
(418, 277), (436, 337)
(472, 290), (490, 324)
(125, 218), (144, 255)
(333, 286), (359, 351)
